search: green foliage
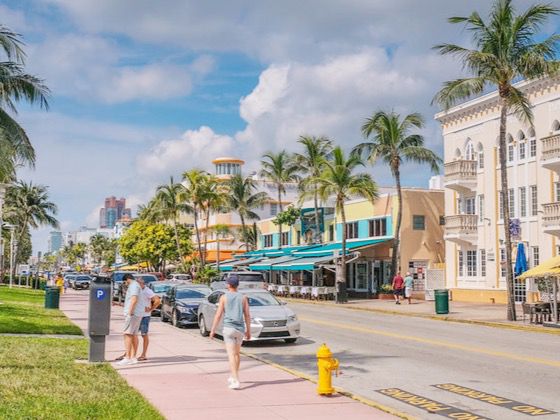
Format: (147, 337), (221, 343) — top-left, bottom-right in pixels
(379, 283), (393, 294)
(273, 206), (300, 227)
(89, 234), (118, 267)
(194, 265), (219, 285)
(118, 220), (193, 271)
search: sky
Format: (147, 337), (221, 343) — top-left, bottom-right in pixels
(2, 0), (559, 253)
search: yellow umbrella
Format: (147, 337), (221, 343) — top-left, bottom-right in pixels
(517, 255), (560, 280)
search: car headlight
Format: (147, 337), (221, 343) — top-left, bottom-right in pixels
(288, 315), (298, 322)
(251, 318), (262, 325)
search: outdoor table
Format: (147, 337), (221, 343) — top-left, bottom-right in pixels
(527, 302), (551, 324)
(289, 285), (301, 297)
(300, 286), (310, 298)
(267, 284), (278, 294)
(277, 285), (288, 296)
(311, 287), (326, 300)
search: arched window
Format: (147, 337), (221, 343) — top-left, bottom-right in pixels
(517, 130), (526, 140)
(465, 139), (474, 160)
(553, 120), (560, 132)
(507, 134), (515, 162)
(518, 130), (526, 160)
(528, 128), (537, 158)
(477, 143), (484, 169)
(454, 148), (462, 159)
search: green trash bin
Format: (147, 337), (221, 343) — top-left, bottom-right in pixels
(45, 286), (60, 309)
(434, 289), (449, 314)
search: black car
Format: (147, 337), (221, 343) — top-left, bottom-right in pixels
(73, 275), (92, 290)
(161, 284), (212, 327)
(147, 281), (179, 315)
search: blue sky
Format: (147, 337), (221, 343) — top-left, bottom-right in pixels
(2, 0), (559, 253)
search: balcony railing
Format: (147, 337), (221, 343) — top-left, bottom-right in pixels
(542, 134), (560, 162)
(542, 202), (560, 228)
(444, 214), (478, 237)
(444, 160), (477, 184)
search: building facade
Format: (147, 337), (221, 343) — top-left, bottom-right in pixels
(99, 196), (131, 229)
(436, 76), (560, 304)
(48, 231), (63, 254)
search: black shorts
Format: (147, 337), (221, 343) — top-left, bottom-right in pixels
(393, 289), (403, 296)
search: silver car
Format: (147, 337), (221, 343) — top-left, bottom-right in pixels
(198, 289), (300, 344)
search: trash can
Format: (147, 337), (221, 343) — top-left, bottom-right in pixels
(434, 289), (449, 314)
(45, 286), (60, 309)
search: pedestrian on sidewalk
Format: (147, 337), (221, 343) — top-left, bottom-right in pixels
(137, 278), (161, 361)
(209, 275), (251, 390)
(116, 273), (143, 366)
(392, 271), (404, 305)
(404, 272), (414, 304)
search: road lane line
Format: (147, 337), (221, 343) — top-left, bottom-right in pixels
(300, 317), (560, 368)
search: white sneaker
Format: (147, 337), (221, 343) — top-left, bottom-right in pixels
(116, 358), (131, 366)
(228, 379), (240, 390)
(129, 358), (138, 365)
(227, 377), (234, 385)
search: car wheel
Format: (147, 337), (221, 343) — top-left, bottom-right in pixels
(161, 310), (169, 322)
(199, 315), (209, 337)
(284, 338), (297, 344)
(172, 310), (179, 327)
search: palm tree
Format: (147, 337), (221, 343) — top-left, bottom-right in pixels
(211, 224), (232, 270)
(260, 151), (300, 249)
(433, 0), (560, 321)
(154, 176), (189, 259)
(182, 169), (209, 265)
(0, 25), (50, 181)
(294, 136), (333, 244)
(226, 174), (269, 252)
(354, 111), (441, 282)
(315, 147), (379, 303)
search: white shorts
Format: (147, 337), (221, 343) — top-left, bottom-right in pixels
(404, 287), (412, 298)
(223, 327), (244, 345)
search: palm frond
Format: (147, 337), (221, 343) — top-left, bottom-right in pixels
(432, 77), (486, 109)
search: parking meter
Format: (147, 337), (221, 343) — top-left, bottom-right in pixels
(88, 275), (112, 362)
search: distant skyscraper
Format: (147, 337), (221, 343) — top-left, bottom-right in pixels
(99, 196), (131, 228)
(48, 231), (63, 253)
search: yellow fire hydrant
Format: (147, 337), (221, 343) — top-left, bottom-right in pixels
(316, 343), (339, 395)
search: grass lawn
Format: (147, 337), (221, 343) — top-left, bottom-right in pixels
(0, 336), (163, 419)
(0, 286), (82, 335)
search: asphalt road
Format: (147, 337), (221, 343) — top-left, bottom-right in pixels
(234, 302), (560, 420)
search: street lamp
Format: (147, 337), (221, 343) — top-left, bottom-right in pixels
(3, 223), (15, 288)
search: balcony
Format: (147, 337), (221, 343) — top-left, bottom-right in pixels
(443, 160), (477, 192)
(444, 214), (478, 245)
(541, 134), (560, 173)
(542, 202), (560, 237)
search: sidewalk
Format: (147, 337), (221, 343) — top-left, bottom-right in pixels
(60, 290), (398, 420)
(283, 296), (560, 334)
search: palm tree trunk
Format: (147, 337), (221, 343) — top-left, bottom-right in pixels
(390, 166), (403, 280)
(498, 101), (517, 321)
(314, 188), (321, 244)
(173, 217), (182, 262)
(336, 199), (348, 303)
(277, 187), (283, 249)
(202, 207), (211, 267)
(193, 208), (204, 269)
(240, 214), (249, 252)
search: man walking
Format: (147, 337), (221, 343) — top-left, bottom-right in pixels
(392, 271), (404, 305)
(404, 271), (414, 304)
(210, 275), (251, 389)
(116, 273), (143, 366)
(137, 278), (160, 361)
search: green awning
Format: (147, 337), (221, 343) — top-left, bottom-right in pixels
(292, 238), (391, 257)
(273, 255), (335, 271)
(235, 244), (322, 259)
(220, 257), (264, 272)
(249, 255), (302, 271)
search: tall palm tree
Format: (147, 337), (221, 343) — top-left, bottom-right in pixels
(154, 176), (189, 260)
(200, 175), (227, 266)
(226, 174), (269, 252)
(0, 25), (50, 180)
(354, 111), (441, 282)
(182, 169), (208, 266)
(433, 0), (560, 321)
(211, 224), (232, 270)
(315, 147), (379, 303)
(260, 151), (300, 249)
(294, 136), (333, 244)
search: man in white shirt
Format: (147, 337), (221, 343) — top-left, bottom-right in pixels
(117, 273), (144, 365)
(137, 277), (161, 361)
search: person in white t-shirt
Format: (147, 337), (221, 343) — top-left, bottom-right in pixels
(137, 278), (161, 361)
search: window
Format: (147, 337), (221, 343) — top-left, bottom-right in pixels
(270, 203), (278, 216)
(508, 188), (515, 218)
(296, 230), (301, 245)
(412, 215), (425, 230)
(478, 195), (485, 222)
(458, 250), (464, 277)
(530, 185), (538, 216)
(328, 224), (334, 242)
(263, 234), (273, 248)
(532, 246), (540, 267)
(280, 232), (289, 246)
(498, 191), (504, 219)
(519, 142), (526, 160)
(464, 197), (475, 215)
(530, 138), (537, 157)
(480, 249), (486, 277)
(556, 182), (560, 202)
(466, 250), (477, 277)
(439, 216), (445, 225)
(368, 218), (387, 237)
(345, 222), (358, 239)
(500, 248), (506, 277)
(519, 187), (527, 217)
(508, 143), (514, 162)
(478, 151), (484, 169)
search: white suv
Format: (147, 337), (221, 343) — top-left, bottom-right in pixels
(220, 272), (267, 289)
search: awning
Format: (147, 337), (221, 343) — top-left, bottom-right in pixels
(249, 255), (302, 271)
(235, 244), (322, 259)
(219, 257), (264, 272)
(517, 256), (560, 280)
(273, 255), (335, 271)
(292, 238), (391, 257)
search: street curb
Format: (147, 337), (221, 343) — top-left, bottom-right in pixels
(281, 298), (560, 336)
(241, 350), (415, 420)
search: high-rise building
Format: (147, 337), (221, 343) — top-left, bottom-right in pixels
(99, 196), (131, 228)
(48, 231), (63, 253)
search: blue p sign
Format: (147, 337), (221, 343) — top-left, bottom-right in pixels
(96, 289), (106, 301)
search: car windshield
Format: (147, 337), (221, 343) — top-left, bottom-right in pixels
(137, 276), (156, 283)
(76, 276), (90, 281)
(246, 293), (280, 306)
(236, 274), (264, 282)
(152, 284), (171, 293)
(176, 288), (211, 299)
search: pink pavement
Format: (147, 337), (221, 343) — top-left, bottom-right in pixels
(60, 289), (396, 420)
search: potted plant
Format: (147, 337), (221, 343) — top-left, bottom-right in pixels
(378, 283), (394, 300)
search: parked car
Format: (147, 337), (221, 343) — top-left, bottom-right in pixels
(210, 280), (226, 290)
(72, 275), (92, 290)
(146, 272), (165, 282)
(161, 284), (212, 327)
(119, 274), (158, 301)
(64, 274), (76, 288)
(147, 280), (181, 315)
(219, 271), (267, 289)
(111, 271), (137, 301)
(168, 273), (192, 282)
(198, 289), (300, 343)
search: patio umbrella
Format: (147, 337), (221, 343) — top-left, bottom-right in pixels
(514, 242), (528, 277)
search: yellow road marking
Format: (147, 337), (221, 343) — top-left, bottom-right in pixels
(300, 317), (560, 368)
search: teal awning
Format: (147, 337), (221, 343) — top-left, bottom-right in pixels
(235, 244), (322, 259)
(219, 257), (264, 272)
(249, 255), (302, 271)
(273, 255), (335, 271)
(292, 238), (391, 257)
